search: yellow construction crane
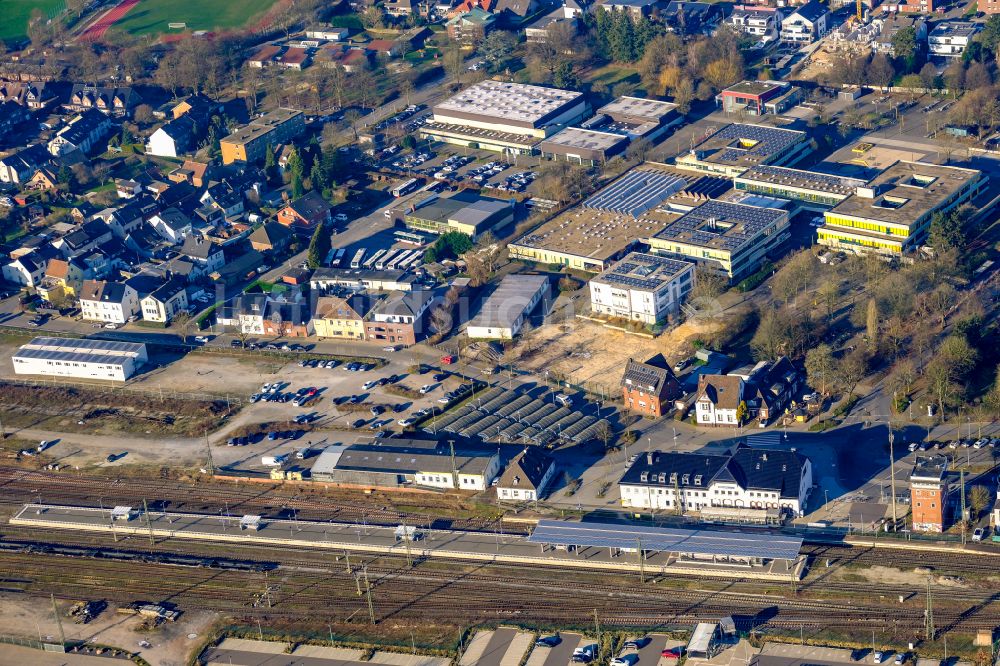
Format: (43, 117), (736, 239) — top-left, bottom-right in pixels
(856, 0), (863, 22)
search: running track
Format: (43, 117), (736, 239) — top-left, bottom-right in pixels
(79, 0), (140, 42)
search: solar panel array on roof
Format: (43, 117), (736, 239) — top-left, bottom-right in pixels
(598, 253), (694, 292)
(701, 123), (805, 166)
(654, 199), (785, 252)
(740, 165), (865, 194)
(584, 168), (688, 217)
(528, 520), (803, 561)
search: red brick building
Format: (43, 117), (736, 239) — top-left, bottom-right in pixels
(910, 456), (949, 532)
(620, 354), (682, 418)
(277, 191), (332, 230)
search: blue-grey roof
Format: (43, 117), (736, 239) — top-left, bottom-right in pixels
(527, 519), (803, 560)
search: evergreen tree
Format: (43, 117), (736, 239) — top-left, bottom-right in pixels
(307, 222), (331, 269)
(264, 143), (277, 182)
(553, 61), (579, 89)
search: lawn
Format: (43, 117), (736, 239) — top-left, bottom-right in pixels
(111, 0), (279, 36)
(1, 0), (65, 42)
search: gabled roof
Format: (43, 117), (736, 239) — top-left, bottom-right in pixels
(315, 293), (379, 321)
(371, 289), (436, 318)
(725, 446), (807, 499)
(787, 0), (828, 22)
(152, 208), (193, 232)
(621, 354), (678, 398)
(696, 374), (744, 410)
(80, 279), (131, 304)
(284, 191), (331, 221)
(249, 221), (293, 247)
(181, 234), (220, 259)
(497, 447), (554, 490)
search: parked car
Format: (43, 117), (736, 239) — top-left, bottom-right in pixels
(440, 355), (455, 365)
(572, 646), (595, 664)
(661, 647), (685, 660)
(535, 636), (561, 648)
(623, 638), (648, 650)
(874, 652), (885, 664)
(973, 527), (986, 542)
(420, 385), (435, 394)
(433, 373), (449, 381)
(194, 336), (209, 344)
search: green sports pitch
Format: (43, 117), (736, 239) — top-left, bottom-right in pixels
(110, 0), (280, 36)
(1, 0), (66, 42)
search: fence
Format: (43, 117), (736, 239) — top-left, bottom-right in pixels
(0, 633), (64, 652)
(1, 377), (242, 407)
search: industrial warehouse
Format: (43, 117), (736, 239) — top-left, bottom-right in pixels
(11, 336), (148, 382)
(11, 504), (807, 580)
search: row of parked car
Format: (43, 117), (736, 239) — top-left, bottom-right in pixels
(910, 437), (1000, 452)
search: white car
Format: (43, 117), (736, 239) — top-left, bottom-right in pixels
(362, 380), (379, 391)
(194, 336), (209, 344)
(873, 652), (884, 664)
(419, 385), (435, 394)
(383, 345), (399, 352)
(103, 323), (119, 329)
(398, 418), (417, 427)
(334, 213), (349, 222)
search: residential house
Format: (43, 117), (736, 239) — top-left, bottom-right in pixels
(66, 84), (139, 118)
(446, 8), (497, 43)
(618, 445), (813, 517)
(277, 191), (332, 230)
(116, 179), (142, 199)
(219, 109), (304, 165)
(148, 208), (193, 244)
(171, 92), (222, 120)
(217, 293), (269, 334)
(180, 235), (225, 274)
(0, 144), (51, 185)
(52, 220), (112, 258)
(695, 375), (745, 426)
(262, 293), (313, 337)
(780, 1), (829, 44)
(597, 0), (658, 18)
(0, 101), (33, 142)
(79, 279), (139, 323)
(727, 6), (783, 42)
(364, 289), (436, 345)
(2, 252), (46, 288)
(0, 81), (57, 110)
(732, 357), (803, 425)
(37, 258), (87, 303)
(200, 181), (245, 217)
(928, 21), (979, 57)
(496, 448), (556, 502)
(146, 115), (199, 158)
(524, 9), (578, 42)
(872, 13), (927, 54)
(313, 293), (378, 340)
(366, 40), (403, 58)
(168, 160), (213, 188)
(249, 221), (294, 253)
(26, 168), (58, 191)
(492, 0), (541, 24)
(663, 1), (723, 34)
(48, 109), (114, 156)
(621, 354), (683, 418)
(140, 277), (189, 323)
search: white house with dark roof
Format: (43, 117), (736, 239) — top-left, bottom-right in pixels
(497, 448), (556, 502)
(695, 375), (745, 426)
(79, 279), (139, 323)
(180, 235), (225, 274)
(148, 208), (193, 244)
(2, 252), (46, 287)
(618, 445), (812, 516)
(780, 1), (829, 44)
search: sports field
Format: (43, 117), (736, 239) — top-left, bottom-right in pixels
(1, 0), (65, 42)
(110, 0), (280, 36)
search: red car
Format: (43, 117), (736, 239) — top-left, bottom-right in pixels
(661, 648), (685, 660)
(440, 355), (455, 365)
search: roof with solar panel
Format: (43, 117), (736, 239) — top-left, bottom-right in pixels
(653, 199), (787, 252)
(593, 251), (693, 292)
(736, 165), (866, 195)
(682, 123), (807, 169)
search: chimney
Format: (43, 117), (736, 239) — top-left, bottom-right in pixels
(646, 451), (656, 466)
(761, 453), (767, 461)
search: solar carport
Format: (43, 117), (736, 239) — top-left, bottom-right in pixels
(527, 520), (803, 565)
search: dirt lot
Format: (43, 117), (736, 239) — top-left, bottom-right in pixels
(508, 316), (724, 396)
(0, 592), (218, 666)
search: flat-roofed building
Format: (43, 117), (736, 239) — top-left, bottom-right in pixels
(538, 127), (629, 166)
(466, 274), (549, 339)
(910, 455), (949, 532)
(718, 80), (802, 116)
(818, 161), (985, 256)
(648, 199), (790, 282)
(675, 123), (809, 178)
(220, 109), (304, 165)
(404, 195), (513, 239)
(420, 80), (587, 154)
(590, 252), (695, 324)
(589, 96), (682, 142)
(508, 164), (730, 272)
(734, 165), (866, 210)
(12, 336), (148, 382)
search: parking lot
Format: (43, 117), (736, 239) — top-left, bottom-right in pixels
(525, 633), (587, 666)
(216, 357), (484, 473)
(460, 629), (534, 666)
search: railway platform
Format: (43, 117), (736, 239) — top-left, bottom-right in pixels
(10, 504), (806, 581)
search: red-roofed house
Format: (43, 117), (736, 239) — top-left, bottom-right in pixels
(277, 191), (332, 230)
(366, 40), (403, 57)
(279, 47), (312, 70)
(249, 44), (283, 68)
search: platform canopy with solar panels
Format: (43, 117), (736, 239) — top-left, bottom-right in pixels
(527, 519), (804, 567)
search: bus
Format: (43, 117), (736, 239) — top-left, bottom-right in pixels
(363, 248), (387, 270)
(394, 230), (427, 246)
(391, 178), (419, 198)
(376, 250), (399, 270)
(350, 248), (366, 270)
(401, 251), (423, 270)
(386, 250), (413, 271)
